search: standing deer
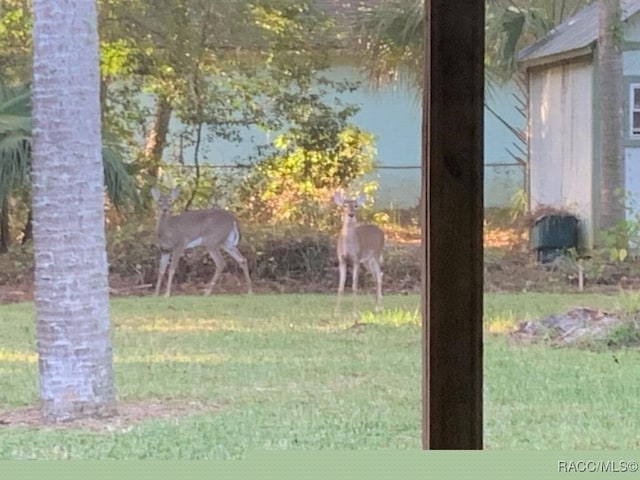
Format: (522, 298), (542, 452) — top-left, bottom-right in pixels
(333, 191), (384, 312)
(151, 187), (252, 297)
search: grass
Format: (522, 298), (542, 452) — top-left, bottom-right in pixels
(0, 294), (422, 459)
(484, 292), (634, 333)
(484, 337), (640, 449)
(484, 292), (640, 448)
(0, 291), (639, 457)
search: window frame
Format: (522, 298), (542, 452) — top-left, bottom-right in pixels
(629, 82), (640, 137)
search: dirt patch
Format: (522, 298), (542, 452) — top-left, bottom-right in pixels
(0, 285), (32, 304)
(510, 307), (633, 347)
(0, 398), (226, 431)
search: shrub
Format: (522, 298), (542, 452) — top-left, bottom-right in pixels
(1, 216), (422, 296)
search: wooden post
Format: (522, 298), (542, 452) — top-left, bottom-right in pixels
(422, 0), (484, 449)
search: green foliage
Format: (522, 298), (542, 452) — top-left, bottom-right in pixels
(0, 1), (32, 81)
(237, 125), (377, 226)
(0, 81), (30, 207)
(100, 39), (140, 78)
(509, 188), (528, 222)
(485, 1), (590, 81)
(612, 15), (625, 49)
(615, 289), (640, 314)
(604, 319), (640, 348)
(97, 0), (369, 215)
(351, 0), (425, 89)
(598, 189), (640, 261)
(0, 80), (140, 220)
(102, 134), (142, 212)
(350, 0), (590, 89)
(155, 163), (232, 210)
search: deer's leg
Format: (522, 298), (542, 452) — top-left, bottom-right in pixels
(155, 251), (171, 296)
(349, 260), (362, 315)
(334, 257), (348, 315)
(337, 257), (347, 295)
(164, 247), (183, 297)
(204, 248), (225, 295)
(222, 245), (252, 294)
(367, 258), (383, 311)
(352, 260), (360, 296)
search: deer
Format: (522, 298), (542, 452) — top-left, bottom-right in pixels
(150, 187), (252, 297)
(333, 190), (385, 313)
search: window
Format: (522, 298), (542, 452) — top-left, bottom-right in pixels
(631, 83), (640, 136)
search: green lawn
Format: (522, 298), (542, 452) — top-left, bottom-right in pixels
(0, 292), (638, 458)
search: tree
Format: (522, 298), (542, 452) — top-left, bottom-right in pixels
(96, 0), (264, 180)
(352, 0), (590, 88)
(31, 0), (116, 422)
(485, 1), (589, 80)
(0, 80), (139, 250)
(0, 82), (29, 252)
(598, 0), (625, 236)
(352, 0), (425, 89)
(97, 0), (356, 199)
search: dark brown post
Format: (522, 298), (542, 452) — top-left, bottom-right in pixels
(422, 0), (484, 449)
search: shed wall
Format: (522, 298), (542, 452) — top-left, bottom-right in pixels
(529, 61), (593, 247)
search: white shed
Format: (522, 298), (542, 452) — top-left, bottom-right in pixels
(518, 0), (640, 249)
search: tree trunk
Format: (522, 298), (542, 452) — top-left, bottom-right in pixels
(0, 198), (9, 253)
(142, 95), (172, 179)
(21, 207), (32, 244)
(598, 0), (625, 238)
(31, 0), (116, 422)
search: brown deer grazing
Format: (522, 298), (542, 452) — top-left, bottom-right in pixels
(333, 191), (385, 312)
(151, 187), (252, 297)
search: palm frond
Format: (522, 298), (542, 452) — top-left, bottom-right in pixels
(0, 141), (30, 208)
(0, 89), (30, 116)
(352, 0), (425, 89)
(0, 114), (31, 135)
(0, 81), (31, 205)
(101, 138), (141, 211)
(0, 80), (140, 212)
(485, 1), (589, 79)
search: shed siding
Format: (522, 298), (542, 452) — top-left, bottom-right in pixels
(529, 61), (593, 247)
(622, 20), (640, 230)
(624, 13), (640, 42)
(626, 148), (640, 218)
(623, 49), (640, 73)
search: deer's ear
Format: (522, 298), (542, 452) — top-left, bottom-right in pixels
(333, 190), (345, 206)
(151, 188), (160, 201)
(355, 193), (367, 206)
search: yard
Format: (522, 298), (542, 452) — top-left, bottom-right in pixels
(0, 291), (639, 458)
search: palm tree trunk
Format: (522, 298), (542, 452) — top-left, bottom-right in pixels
(31, 0), (116, 422)
(598, 0), (625, 237)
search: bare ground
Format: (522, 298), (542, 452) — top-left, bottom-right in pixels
(0, 399), (226, 431)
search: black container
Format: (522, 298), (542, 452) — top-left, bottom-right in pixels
(530, 214), (579, 263)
